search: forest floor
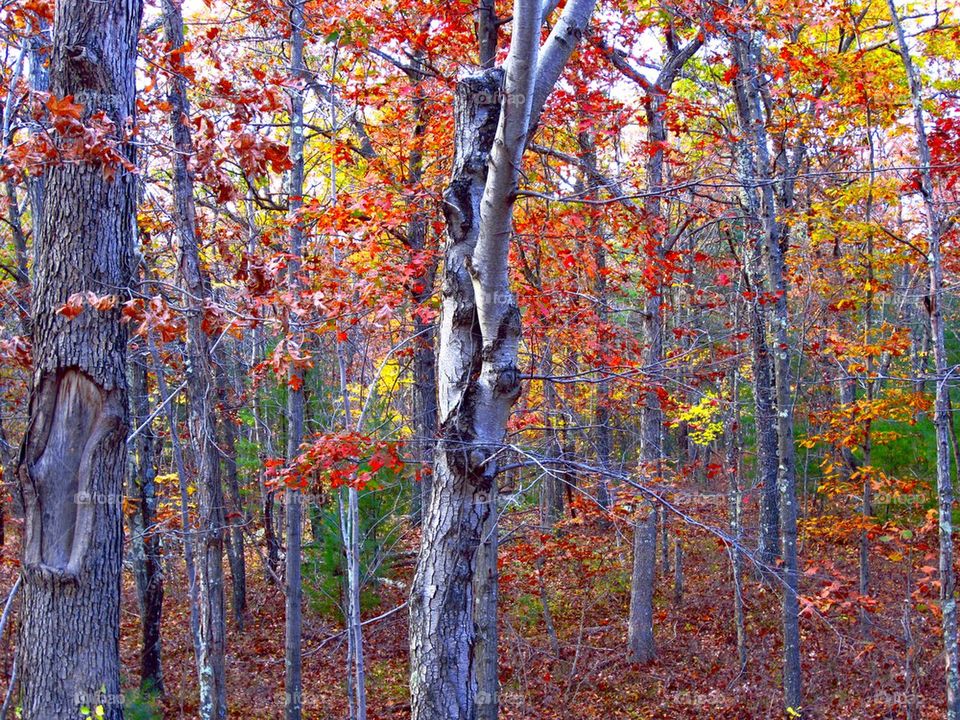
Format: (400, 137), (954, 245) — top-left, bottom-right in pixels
(0, 494), (949, 719)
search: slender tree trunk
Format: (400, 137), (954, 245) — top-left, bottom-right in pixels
(726, 364), (748, 673)
(147, 335), (201, 657)
(475, 483), (499, 720)
(580, 131), (613, 510)
(751, 301), (781, 566)
(672, 539), (683, 606)
(218, 361), (247, 631)
(25, 15), (48, 241)
(161, 2), (227, 714)
(284, 2), (307, 718)
(729, 19), (802, 712)
(129, 350), (165, 694)
(406, 52), (439, 526)
(628, 504), (657, 662)
(15, 2), (142, 717)
(887, 4), (960, 715)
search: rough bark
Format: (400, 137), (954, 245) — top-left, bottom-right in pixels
(474, 483), (499, 720)
(627, 504), (657, 663)
(729, 20), (802, 713)
(161, 2), (226, 715)
(408, 69), (504, 720)
(129, 351), (164, 693)
(409, 3), (596, 716)
(15, 2), (142, 717)
(284, 2), (307, 717)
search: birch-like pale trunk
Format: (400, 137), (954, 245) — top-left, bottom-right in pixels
(408, 1), (597, 717)
(887, 3), (960, 716)
(285, 2), (307, 718)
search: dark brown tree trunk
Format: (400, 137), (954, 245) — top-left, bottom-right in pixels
(15, 2), (143, 718)
(218, 361), (247, 632)
(405, 51), (439, 527)
(129, 350), (165, 694)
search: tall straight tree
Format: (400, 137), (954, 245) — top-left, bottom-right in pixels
(161, 1), (227, 716)
(887, 2), (960, 715)
(285, 0), (307, 718)
(15, 1), (143, 718)
(129, 349), (165, 694)
(599, 28), (703, 662)
(728, 13), (802, 712)
(408, 1), (597, 717)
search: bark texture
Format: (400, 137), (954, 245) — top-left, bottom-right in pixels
(162, 1), (227, 715)
(285, 2), (307, 717)
(887, 3), (960, 715)
(627, 504), (657, 663)
(729, 19), (802, 712)
(408, 3), (597, 717)
(16, 2), (142, 717)
(129, 352), (165, 693)
(408, 70), (504, 720)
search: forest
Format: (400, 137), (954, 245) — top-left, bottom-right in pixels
(0, 0), (958, 717)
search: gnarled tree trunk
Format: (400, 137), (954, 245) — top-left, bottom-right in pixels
(408, 2), (597, 717)
(16, 1), (143, 717)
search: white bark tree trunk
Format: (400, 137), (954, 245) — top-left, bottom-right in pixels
(887, 3), (960, 716)
(408, 2), (597, 717)
(285, 2), (307, 718)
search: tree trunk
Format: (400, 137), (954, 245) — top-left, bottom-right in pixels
(284, 2), (307, 717)
(147, 334), (201, 657)
(161, 2), (227, 714)
(474, 482), (499, 720)
(408, 69), (505, 720)
(129, 350), (165, 694)
(727, 365), (748, 673)
(408, 3), (596, 715)
(887, 4), (960, 715)
(628, 504), (657, 663)
(729, 20), (802, 712)
(406, 52), (439, 526)
(218, 361), (247, 632)
(15, 2), (142, 717)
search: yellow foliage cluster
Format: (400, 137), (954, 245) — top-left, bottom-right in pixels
(669, 391), (724, 446)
